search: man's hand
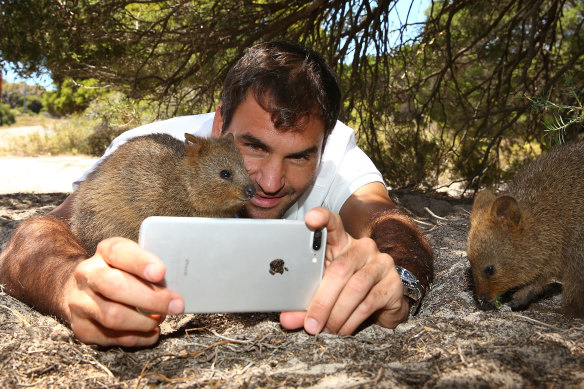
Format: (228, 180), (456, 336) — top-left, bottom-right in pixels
(280, 207), (409, 335)
(66, 237), (184, 347)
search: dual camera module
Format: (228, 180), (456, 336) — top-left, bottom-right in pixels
(312, 229), (323, 251)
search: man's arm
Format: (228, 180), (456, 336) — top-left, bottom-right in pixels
(0, 195), (81, 318)
(0, 195), (184, 346)
(340, 182), (434, 297)
(337, 182), (434, 328)
(0, 211), (84, 318)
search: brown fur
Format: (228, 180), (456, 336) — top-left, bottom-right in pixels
(467, 141), (584, 316)
(369, 209), (434, 296)
(0, 216), (88, 318)
(70, 133), (255, 254)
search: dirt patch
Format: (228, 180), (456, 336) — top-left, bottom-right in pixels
(1, 191), (583, 388)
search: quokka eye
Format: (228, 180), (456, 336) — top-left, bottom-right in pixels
(484, 265), (496, 278)
(220, 170), (232, 179)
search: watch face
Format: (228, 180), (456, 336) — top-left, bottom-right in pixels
(395, 266), (424, 315)
(396, 266), (422, 300)
(400, 268), (417, 283)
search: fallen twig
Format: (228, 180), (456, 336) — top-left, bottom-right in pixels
(135, 339), (248, 388)
(1, 304), (30, 326)
(515, 314), (561, 331)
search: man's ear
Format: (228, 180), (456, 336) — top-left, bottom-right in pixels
(211, 105), (224, 139)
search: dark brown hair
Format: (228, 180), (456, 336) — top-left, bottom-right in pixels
(220, 41), (341, 141)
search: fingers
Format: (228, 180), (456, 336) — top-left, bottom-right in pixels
(302, 209), (409, 335)
(373, 296), (411, 330)
(66, 237), (185, 347)
(68, 283), (164, 347)
(305, 239), (389, 334)
(72, 317), (162, 348)
(336, 263), (405, 334)
(325, 249), (392, 334)
(96, 237), (166, 283)
(279, 311), (306, 330)
(75, 255), (182, 315)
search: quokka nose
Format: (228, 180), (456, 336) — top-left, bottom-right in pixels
(477, 295), (496, 311)
(244, 185), (256, 198)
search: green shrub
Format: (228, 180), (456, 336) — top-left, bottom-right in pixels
(0, 104), (16, 125)
(43, 78), (106, 116)
(26, 95), (44, 114)
(81, 92), (157, 155)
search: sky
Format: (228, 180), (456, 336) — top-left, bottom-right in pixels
(2, 63), (54, 89)
(1, 0), (429, 90)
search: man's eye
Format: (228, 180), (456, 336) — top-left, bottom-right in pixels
(291, 155), (311, 163)
(246, 144), (264, 152)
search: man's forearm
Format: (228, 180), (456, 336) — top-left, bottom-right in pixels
(369, 209), (434, 296)
(0, 216), (87, 320)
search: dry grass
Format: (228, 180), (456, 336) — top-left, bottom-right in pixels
(0, 113), (59, 129)
(0, 114), (101, 156)
(1, 192), (583, 388)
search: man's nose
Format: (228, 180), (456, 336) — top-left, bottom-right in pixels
(256, 157), (285, 194)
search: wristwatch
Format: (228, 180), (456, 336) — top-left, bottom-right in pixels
(395, 266), (423, 315)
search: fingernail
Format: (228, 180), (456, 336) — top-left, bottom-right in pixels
(305, 317), (320, 334)
(167, 299), (184, 315)
(144, 264), (159, 281)
(322, 327), (331, 334)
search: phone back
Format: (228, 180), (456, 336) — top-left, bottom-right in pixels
(139, 216), (326, 313)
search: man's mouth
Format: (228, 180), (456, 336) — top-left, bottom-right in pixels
(250, 193), (284, 209)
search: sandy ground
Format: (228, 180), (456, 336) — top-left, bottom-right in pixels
(0, 125), (99, 194)
(0, 156), (99, 194)
(1, 189), (583, 388)
(0, 126), (582, 388)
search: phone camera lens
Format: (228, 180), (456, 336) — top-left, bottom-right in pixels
(312, 229), (322, 250)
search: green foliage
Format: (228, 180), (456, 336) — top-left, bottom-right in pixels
(25, 95), (43, 114)
(1, 81), (45, 113)
(42, 78), (106, 117)
(0, 103), (15, 125)
(402, 0), (584, 190)
(82, 92), (158, 155)
(1, 0), (583, 190)
(527, 75), (584, 145)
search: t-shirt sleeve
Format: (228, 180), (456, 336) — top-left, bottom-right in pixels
(322, 132), (384, 214)
(284, 121), (384, 220)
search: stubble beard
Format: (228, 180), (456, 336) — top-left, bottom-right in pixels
(239, 190), (298, 219)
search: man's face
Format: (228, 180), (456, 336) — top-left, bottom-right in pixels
(212, 94), (324, 219)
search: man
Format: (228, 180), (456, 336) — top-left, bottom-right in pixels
(0, 41), (433, 347)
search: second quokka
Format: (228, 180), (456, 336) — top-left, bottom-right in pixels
(70, 133), (256, 254)
(466, 141), (584, 316)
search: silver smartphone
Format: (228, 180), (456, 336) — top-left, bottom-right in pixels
(138, 216), (327, 313)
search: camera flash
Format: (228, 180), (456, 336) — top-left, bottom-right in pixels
(312, 256), (317, 263)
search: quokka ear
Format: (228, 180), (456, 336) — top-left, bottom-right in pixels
(489, 195), (522, 231)
(184, 133), (209, 157)
(220, 133), (235, 143)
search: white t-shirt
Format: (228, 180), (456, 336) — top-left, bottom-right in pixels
(74, 113), (384, 221)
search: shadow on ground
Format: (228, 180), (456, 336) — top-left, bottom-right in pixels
(1, 192), (583, 388)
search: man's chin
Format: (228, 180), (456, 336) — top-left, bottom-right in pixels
(242, 203), (288, 219)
